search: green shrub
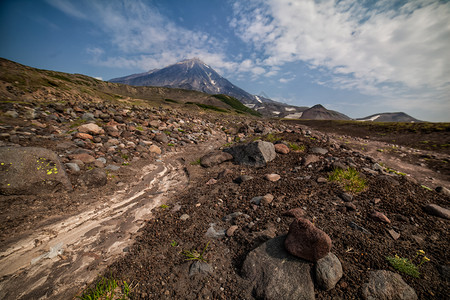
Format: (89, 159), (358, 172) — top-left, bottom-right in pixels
(329, 168), (367, 193)
(213, 94), (261, 117)
(76, 277), (131, 300)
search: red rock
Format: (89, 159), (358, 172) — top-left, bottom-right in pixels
(71, 153), (96, 164)
(274, 143), (290, 154)
(74, 132), (93, 140)
(78, 123), (105, 135)
(370, 211), (391, 223)
(226, 225), (238, 237)
(303, 154), (320, 166)
(284, 217), (332, 262)
(261, 194), (274, 205)
(283, 208), (306, 219)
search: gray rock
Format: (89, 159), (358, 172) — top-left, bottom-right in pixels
(234, 175), (254, 184)
(78, 168), (107, 187)
(189, 261), (213, 276)
(362, 270), (417, 300)
(423, 204), (450, 220)
(0, 147), (72, 195)
(81, 112), (95, 121)
(340, 193), (353, 202)
(242, 235), (315, 300)
(4, 110), (18, 118)
(225, 141), (276, 167)
(180, 214), (190, 221)
(435, 186), (450, 197)
(96, 157), (107, 164)
(205, 223), (226, 239)
(373, 163), (384, 172)
(105, 164), (120, 171)
(65, 162), (80, 173)
(200, 151), (233, 168)
(315, 252), (343, 291)
(311, 147), (328, 155)
(154, 133), (169, 144)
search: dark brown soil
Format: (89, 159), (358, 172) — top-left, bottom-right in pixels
(101, 130), (450, 299)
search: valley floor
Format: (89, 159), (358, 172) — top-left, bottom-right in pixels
(0, 107), (449, 299)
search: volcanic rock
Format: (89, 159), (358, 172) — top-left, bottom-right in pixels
(78, 123), (104, 135)
(225, 141), (276, 167)
(315, 252), (343, 291)
(0, 146), (72, 195)
(362, 270), (417, 300)
(274, 143), (290, 154)
(284, 217), (332, 262)
(242, 235), (314, 300)
(200, 151), (233, 168)
(424, 204), (450, 220)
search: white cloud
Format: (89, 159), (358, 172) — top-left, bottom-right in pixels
(231, 0), (450, 100)
(46, 0), (87, 19)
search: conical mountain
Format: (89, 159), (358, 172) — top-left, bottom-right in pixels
(300, 104), (350, 120)
(110, 58), (260, 104)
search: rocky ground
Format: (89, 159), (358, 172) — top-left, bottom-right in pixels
(0, 100), (449, 299)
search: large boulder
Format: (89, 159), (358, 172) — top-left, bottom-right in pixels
(362, 270), (417, 300)
(200, 151), (233, 168)
(0, 147), (72, 195)
(225, 141), (276, 167)
(242, 235), (315, 300)
(284, 217), (332, 262)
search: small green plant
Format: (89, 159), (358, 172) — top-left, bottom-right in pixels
(190, 158), (201, 165)
(421, 185), (433, 191)
(136, 126), (144, 131)
(178, 128), (185, 133)
(160, 204), (169, 209)
(182, 241), (210, 263)
(386, 250), (430, 278)
(329, 167), (367, 193)
(167, 143), (175, 147)
(76, 276), (131, 300)
(121, 154), (129, 160)
(171, 240), (178, 247)
(288, 142), (305, 151)
(122, 162), (129, 166)
(264, 133), (281, 143)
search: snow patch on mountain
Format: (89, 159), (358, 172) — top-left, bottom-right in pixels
(284, 112), (304, 119)
(358, 115), (381, 122)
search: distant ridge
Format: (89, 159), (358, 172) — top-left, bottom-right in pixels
(357, 112), (421, 122)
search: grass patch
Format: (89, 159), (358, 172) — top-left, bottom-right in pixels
(288, 142), (305, 152)
(263, 133), (281, 143)
(186, 102), (229, 113)
(212, 94), (261, 117)
(76, 276), (131, 300)
(182, 241), (210, 263)
(190, 158), (201, 165)
(329, 168), (367, 193)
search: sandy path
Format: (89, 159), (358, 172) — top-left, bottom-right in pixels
(0, 137), (224, 299)
(329, 134), (450, 189)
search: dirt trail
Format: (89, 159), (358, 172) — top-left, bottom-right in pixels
(0, 135), (225, 300)
(329, 134), (450, 189)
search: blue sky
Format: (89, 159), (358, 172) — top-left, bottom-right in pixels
(1, 0), (449, 121)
